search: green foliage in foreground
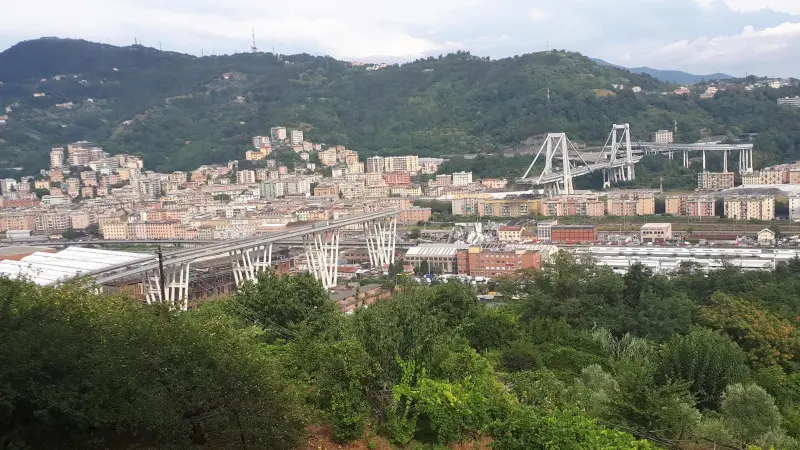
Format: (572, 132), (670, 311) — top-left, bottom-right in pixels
(6, 253), (800, 448)
(0, 278), (305, 449)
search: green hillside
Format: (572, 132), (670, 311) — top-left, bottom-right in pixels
(2, 38), (800, 175)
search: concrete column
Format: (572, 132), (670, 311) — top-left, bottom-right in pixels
(723, 150), (728, 173)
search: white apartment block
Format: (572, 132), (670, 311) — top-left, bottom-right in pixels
(284, 177), (311, 195)
(346, 162), (365, 174)
(270, 127), (287, 142)
(0, 178), (17, 194)
(50, 148), (65, 168)
(452, 171), (473, 186)
(137, 179), (163, 200)
(383, 155), (420, 173)
(724, 196), (775, 221)
(654, 130), (674, 144)
(290, 130), (304, 145)
(236, 170), (256, 185)
(319, 148), (338, 167)
(252, 135), (271, 149)
(339, 182), (365, 199)
(366, 156), (384, 173)
(259, 180), (285, 198)
(790, 196), (800, 222)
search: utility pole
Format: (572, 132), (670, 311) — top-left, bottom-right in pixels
(156, 245), (166, 303)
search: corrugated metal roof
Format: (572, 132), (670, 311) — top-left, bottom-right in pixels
(405, 244), (471, 258)
(0, 247), (153, 286)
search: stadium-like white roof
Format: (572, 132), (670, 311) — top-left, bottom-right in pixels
(0, 247), (154, 286)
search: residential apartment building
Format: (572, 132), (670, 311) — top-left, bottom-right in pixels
(383, 171), (411, 186)
(236, 170), (256, 185)
(246, 150), (267, 161)
(366, 156), (384, 173)
(543, 195), (605, 217)
(100, 220), (131, 240)
(654, 130), (674, 144)
(433, 174), (452, 186)
(606, 193), (655, 216)
(35, 212), (72, 232)
(346, 162), (365, 174)
(790, 195), (800, 222)
(364, 185), (389, 198)
(364, 172), (384, 186)
(724, 196), (775, 221)
(390, 186), (422, 197)
(284, 177), (311, 195)
(398, 207), (432, 224)
(452, 171), (473, 186)
(498, 226), (525, 242)
(132, 221), (179, 240)
(665, 195), (716, 217)
(137, 179), (163, 200)
(252, 135), (270, 149)
(259, 180), (285, 198)
(480, 178), (507, 189)
(339, 182), (365, 199)
(270, 126), (287, 142)
(742, 170), (788, 186)
(319, 148), (338, 167)
(451, 197), (481, 216)
(290, 130), (304, 145)
(0, 214), (37, 232)
(478, 197), (540, 218)
(698, 172), (735, 190)
(50, 148), (64, 168)
(313, 184), (339, 197)
(383, 155), (420, 173)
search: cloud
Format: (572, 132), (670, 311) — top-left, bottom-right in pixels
(695, 0), (800, 15)
(655, 21), (800, 72)
(2, 0), (800, 75)
(529, 9), (551, 21)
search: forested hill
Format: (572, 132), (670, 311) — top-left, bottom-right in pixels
(2, 38), (800, 174)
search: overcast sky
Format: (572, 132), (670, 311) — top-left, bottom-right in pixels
(2, 0), (800, 76)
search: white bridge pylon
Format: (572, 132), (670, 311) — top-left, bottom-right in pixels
(303, 230), (341, 290)
(518, 123), (641, 196)
(596, 123), (635, 188)
(365, 217), (397, 269)
(229, 244), (274, 285)
(142, 262), (191, 311)
(521, 132), (590, 197)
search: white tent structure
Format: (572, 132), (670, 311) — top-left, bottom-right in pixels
(0, 247), (153, 286)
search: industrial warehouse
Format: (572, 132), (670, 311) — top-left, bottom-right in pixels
(573, 246), (800, 274)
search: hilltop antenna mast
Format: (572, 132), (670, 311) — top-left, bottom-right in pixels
(251, 28), (258, 53)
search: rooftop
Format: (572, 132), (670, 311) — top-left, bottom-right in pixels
(0, 247), (153, 286)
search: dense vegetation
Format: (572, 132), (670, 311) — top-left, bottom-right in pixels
(4, 255), (800, 448)
(3, 38), (800, 177)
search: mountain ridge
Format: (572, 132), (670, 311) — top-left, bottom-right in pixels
(0, 38), (798, 175)
(590, 58), (734, 84)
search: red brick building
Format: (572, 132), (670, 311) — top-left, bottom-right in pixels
(550, 225), (597, 243)
(383, 171), (411, 187)
(456, 247), (542, 278)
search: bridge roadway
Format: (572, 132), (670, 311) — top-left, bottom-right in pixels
(524, 157), (642, 185)
(90, 210), (399, 285)
(45, 238), (416, 249)
(634, 142), (754, 152)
